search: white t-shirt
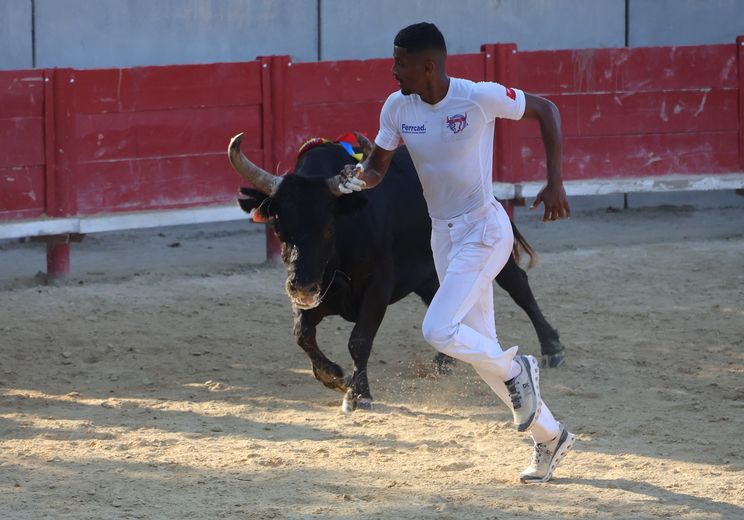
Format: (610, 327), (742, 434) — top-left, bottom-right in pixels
(375, 77), (526, 220)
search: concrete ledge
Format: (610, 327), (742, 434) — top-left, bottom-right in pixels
(0, 204), (246, 240)
(3, 173), (743, 241)
(514, 173), (744, 199)
(492, 182), (518, 200)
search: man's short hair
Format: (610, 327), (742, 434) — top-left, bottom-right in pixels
(394, 22), (447, 55)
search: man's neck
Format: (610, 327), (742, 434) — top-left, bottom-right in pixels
(419, 76), (450, 105)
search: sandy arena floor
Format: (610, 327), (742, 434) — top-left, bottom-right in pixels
(1, 204), (742, 519)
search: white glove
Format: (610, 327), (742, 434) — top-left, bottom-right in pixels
(338, 164), (367, 194)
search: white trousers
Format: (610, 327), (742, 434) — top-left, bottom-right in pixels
(421, 200), (560, 443)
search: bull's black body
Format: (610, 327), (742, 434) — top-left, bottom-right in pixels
(239, 143), (564, 411)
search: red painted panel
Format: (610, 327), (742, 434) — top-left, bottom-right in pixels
(0, 71), (45, 175)
(509, 132), (740, 182)
(74, 152), (258, 214)
(70, 105), (262, 162)
(518, 44), (737, 94)
(575, 89), (738, 136)
(70, 61), (263, 114)
(282, 101), (383, 173)
(291, 54), (484, 106)
(514, 89), (738, 141)
(0, 117), (45, 168)
(290, 102), (383, 140)
(448, 53), (487, 82)
(0, 165), (45, 218)
(738, 35), (744, 170)
(0, 71), (45, 117)
(291, 59), (398, 105)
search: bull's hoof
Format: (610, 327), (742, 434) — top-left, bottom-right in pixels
(312, 363), (348, 392)
(433, 353), (456, 376)
(541, 351), (566, 368)
(340, 391), (373, 414)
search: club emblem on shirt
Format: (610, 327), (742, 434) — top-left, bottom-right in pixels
(446, 113), (468, 134)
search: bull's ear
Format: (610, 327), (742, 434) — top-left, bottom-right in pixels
(239, 187), (268, 200)
(336, 193), (368, 216)
(237, 198), (259, 213)
(237, 187), (271, 223)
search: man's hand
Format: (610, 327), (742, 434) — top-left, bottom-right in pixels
(337, 163), (367, 194)
(530, 182), (571, 221)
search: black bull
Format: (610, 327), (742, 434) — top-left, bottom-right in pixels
(232, 137), (565, 412)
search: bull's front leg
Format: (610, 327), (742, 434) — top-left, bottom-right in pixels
(495, 256), (566, 368)
(294, 309), (348, 393)
(341, 271), (393, 413)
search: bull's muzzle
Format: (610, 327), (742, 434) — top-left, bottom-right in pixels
(286, 280), (322, 310)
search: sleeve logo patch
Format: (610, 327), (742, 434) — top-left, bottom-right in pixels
(505, 87), (517, 101)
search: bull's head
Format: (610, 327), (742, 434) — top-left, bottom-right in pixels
(228, 133), (367, 309)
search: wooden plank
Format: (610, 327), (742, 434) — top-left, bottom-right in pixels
(0, 117), (45, 168)
(43, 69), (57, 219)
(447, 53), (487, 82)
(73, 153), (254, 214)
(492, 44), (518, 182)
(69, 105), (262, 162)
(291, 59), (398, 105)
(50, 69), (77, 217)
(290, 101), (384, 145)
(0, 165), (45, 219)
(70, 62), (263, 114)
(510, 132), (740, 182)
(0, 72), (45, 170)
(0, 71), (45, 117)
(575, 89), (737, 136)
(260, 57), (274, 175)
(517, 44), (737, 94)
(738, 36), (744, 170)
(512, 89), (738, 141)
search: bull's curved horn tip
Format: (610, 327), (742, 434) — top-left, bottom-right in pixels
(229, 132), (244, 148)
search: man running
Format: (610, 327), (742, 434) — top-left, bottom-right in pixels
(330, 22), (574, 483)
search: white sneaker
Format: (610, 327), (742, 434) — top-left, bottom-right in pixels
(505, 355), (541, 432)
(519, 423), (576, 484)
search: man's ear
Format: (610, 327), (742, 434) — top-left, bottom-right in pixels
(336, 193), (368, 216)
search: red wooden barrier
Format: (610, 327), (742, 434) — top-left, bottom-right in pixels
(508, 43), (739, 183)
(738, 36), (744, 170)
(0, 70), (46, 221)
(1, 38), (743, 275)
(2, 61), (268, 275)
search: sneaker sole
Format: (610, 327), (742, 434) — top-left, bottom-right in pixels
(516, 355), (542, 432)
(520, 430), (576, 484)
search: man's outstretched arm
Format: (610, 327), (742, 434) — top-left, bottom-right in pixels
(522, 93), (570, 221)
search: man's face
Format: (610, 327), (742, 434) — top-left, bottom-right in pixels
(391, 46), (429, 96)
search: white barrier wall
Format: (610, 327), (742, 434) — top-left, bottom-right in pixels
(0, 0), (742, 69)
(0, 0), (32, 69)
(319, 0), (626, 60)
(628, 0), (744, 46)
(34, 0), (319, 68)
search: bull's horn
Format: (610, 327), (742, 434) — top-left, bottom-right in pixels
(228, 133), (281, 196)
(353, 131), (373, 159)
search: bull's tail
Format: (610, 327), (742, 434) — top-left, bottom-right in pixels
(510, 220), (538, 270)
